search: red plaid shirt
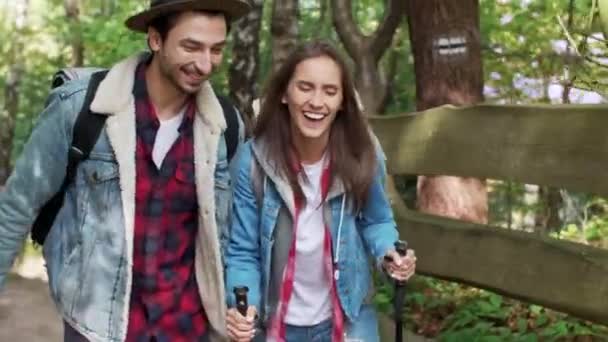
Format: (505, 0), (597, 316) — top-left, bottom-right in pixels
(126, 61), (207, 342)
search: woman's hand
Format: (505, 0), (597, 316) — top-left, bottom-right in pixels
(226, 306), (257, 342)
(383, 248), (416, 281)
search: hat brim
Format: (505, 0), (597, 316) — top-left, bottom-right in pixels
(125, 0), (251, 33)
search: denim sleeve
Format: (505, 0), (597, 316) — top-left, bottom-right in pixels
(228, 107), (247, 189)
(0, 87), (79, 289)
(224, 143), (263, 310)
(223, 107), (248, 260)
(357, 150), (399, 265)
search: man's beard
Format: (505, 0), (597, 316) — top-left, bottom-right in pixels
(158, 53), (200, 95)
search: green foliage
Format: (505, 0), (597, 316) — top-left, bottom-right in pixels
(375, 276), (608, 340)
(556, 197), (608, 248)
(480, 0), (595, 103)
(2, 0), (148, 161)
(352, 0), (386, 36)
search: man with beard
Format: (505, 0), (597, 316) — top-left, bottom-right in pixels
(0, 1), (250, 341)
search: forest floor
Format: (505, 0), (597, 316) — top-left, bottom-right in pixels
(0, 256), (62, 342)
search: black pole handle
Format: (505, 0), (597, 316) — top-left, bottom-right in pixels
(383, 240), (408, 264)
(395, 240), (408, 257)
(234, 286), (249, 317)
(393, 240), (408, 342)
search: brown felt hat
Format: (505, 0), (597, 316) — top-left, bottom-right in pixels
(125, 0), (251, 33)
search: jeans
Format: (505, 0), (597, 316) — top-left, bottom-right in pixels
(285, 319), (333, 342)
(259, 305), (379, 342)
(64, 321), (211, 342)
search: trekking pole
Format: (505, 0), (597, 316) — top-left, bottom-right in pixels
(234, 286), (258, 341)
(385, 240), (408, 342)
(234, 286), (249, 317)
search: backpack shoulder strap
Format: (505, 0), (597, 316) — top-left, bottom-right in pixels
(66, 70), (109, 178)
(217, 95), (240, 162)
(31, 70), (109, 245)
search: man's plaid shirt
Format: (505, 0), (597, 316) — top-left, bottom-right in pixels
(126, 61), (207, 342)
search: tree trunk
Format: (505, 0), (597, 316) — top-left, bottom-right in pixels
(0, 0), (29, 184)
(535, 186), (562, 234)
(406, 0), (488, 223)
(229, 0), (264, 123)
(314, 0), (331, 38)
(332, 0), (406, 115)
(271, 0), (299, 74)
(100, 0), (116, 16)
(65, 0), (84, 66)
(383, 30), (404, 109)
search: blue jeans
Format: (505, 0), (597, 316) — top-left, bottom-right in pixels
(344, 304), (380, 342)
(257, 305), (379, 342)
(64, 321), (211, 342)
(285, 319), (333, 342)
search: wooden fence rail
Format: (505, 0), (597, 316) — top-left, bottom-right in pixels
(370, 104), (608, 326)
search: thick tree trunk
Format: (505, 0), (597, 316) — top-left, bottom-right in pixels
(271, 0), (299, 74)
(0, 0), (29, 184)
(332, 0), (406, 115)
(65, 0), (84, 66)
(406, 0), (488, 223)
(229, 0), (264, 123)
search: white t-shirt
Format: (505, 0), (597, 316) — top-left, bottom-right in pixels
(151, 109), (185, 169)
(284, 157), (333, 326)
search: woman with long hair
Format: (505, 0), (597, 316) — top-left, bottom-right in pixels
(224, 40), (416, 342)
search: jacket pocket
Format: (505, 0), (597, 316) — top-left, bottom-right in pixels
(78, 154), (119, 207)
(76, 152), (121, 234)
(81, 152), (119, 183)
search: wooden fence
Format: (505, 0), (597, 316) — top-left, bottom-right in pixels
(369, 103), (608, 327)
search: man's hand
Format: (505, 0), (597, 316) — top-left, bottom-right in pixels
(226, 305), (257, 342)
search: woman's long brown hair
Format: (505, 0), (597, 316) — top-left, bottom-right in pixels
(254, 41), (377, 210)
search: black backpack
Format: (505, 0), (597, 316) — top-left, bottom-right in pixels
(31, 68), (241, 245)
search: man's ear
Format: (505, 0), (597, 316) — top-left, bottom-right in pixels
(147, 27), (162, 52)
